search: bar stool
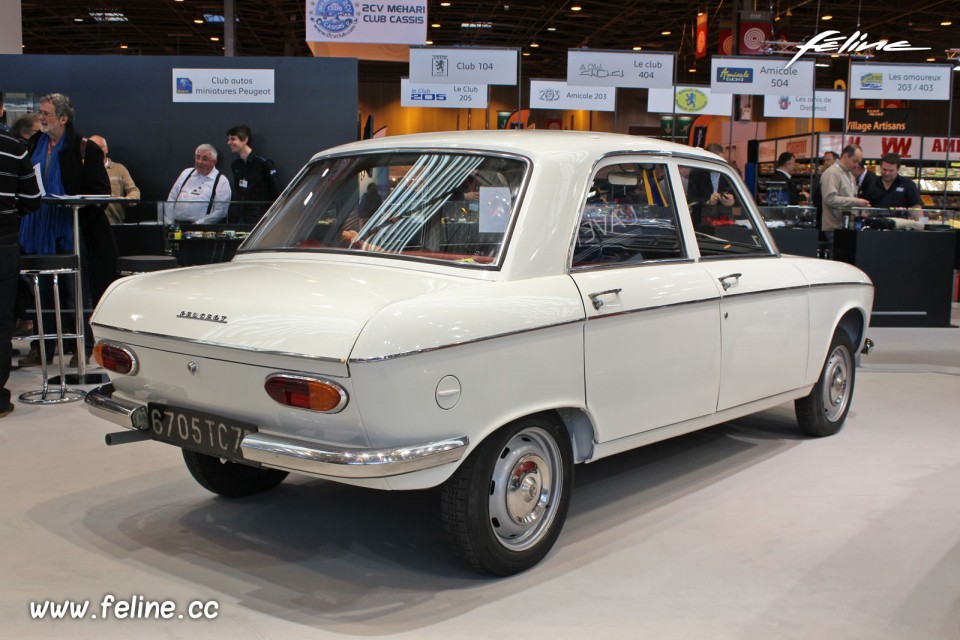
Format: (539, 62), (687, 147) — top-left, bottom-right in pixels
(18, 254), (86, 404)
(117, 255), (178, 275)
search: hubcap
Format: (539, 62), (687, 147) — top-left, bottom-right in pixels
(488, 427), (563, 551)
(822, 345), (852, 422)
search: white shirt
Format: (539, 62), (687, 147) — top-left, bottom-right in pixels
(165, 167), (232, 224)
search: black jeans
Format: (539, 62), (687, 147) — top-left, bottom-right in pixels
(0, 235), (20, 407)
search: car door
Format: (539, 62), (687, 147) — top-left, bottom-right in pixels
(676, 158), (810, 411)
(569, 159), (722, 443)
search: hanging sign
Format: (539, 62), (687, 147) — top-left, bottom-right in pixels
(566, 50), (674, 89)
(400, 78), (487, 108)
(648, 85), (733, 116)
(823, 134), (923, 159)
(409, 47), (518, 85)
(711, 56), (814, 95)
(849, 63), (952, 101)
(763, 90), (845, 119)
(695, 13), (708, 59)
(172, 69), (275, 103)
(920, 137), (960, 161)
(529, 80), (616, 112)
(758, 140), (777, 162)
(305, 0), (427, 44)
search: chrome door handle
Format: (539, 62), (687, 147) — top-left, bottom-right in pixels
(588, 288), (622, 310)
(718, 273), (742, 291)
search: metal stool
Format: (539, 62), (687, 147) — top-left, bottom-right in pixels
(18, 254), (86, 404)
(117, 255), (178, 275)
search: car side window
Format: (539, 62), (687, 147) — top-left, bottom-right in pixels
(572, 162), (685, 269)
(678, 161), (772, 258)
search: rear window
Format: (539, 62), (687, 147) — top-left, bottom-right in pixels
(241, 151), (528, 267)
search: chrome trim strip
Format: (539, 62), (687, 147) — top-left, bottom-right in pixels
(84, 384), (149, 431)
(570, 257), (696, 273)
(264, 373), (349, 413)
(240, 433), (470, 479)
(808, 281), (875, 289)
(90, 322), (347, 365)
(721, 284), (809, 298)
(587, 296), (718, 321)
(349, 317), (584, 364)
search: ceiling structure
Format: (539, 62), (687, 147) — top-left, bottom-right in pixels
(18, 1), (960, 85)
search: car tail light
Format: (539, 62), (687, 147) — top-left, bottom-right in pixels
(264, 374), (348, 413)
(93, 341), (139, 375)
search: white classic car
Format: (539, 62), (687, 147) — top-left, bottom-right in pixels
(86, 131), (873, 576)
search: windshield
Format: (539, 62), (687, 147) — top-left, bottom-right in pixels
(241, 150), (528, 267)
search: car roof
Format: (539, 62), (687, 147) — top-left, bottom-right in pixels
(313, 130), (724, 165)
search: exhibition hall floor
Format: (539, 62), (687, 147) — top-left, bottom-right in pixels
(2, 307), (959, 639)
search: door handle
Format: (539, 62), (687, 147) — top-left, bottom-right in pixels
(588, 288), (622, 310)
(718, 273), (742, 291)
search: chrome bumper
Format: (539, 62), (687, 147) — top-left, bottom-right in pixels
(84, 384), (469, 479)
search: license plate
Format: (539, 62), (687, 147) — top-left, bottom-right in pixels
(147, 403), (257, 461)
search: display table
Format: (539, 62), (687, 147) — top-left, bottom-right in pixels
(833, 227), (957, 327)
(757, 206), (819, 258)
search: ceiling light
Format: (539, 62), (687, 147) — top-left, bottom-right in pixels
(119, 44), (128, 49)
(927, 57), (936, 61)
(522, 51), (531, 56)
(571, 5), (582, 11)
(425, 40), (433, 45)
(688, 67), (697, 72)
(547, 27), (556, 31)
(632, 46), (642, 51)
(822, 15), (833, 20)
(661, 30), (672, 35)
(440, 1), (451, 5)
(193, 19), (203, 24)
(89, 11), (127, 22)
(210, 36), (220, 42)
(73, 17), (83, 22)
(941, 21), (953, 26)
(815, 62), (830, 67)
(431, 23), (441, 28)
(530, 42), (539, 47)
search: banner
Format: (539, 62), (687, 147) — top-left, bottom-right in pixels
(529, 80), (616, 112)
(172, 69), (275, 103)
(849, 63), (952, 101)
(847, 108), (919, 134)
(763, 90), (845, 119)
(719, 21), (733, 55)
(566, 50), (674, 89)
(648, 85), (733, 116)
(305, 0), (427, 44)
(695, 13), (708, 59)
(739, 11), (772, 56)
(920, 137), (960, 161)
(819, 134), (923, 159)
(711, 56), (814, 95)
(400, 78), (487, 108)
(409, 47), (518, 85)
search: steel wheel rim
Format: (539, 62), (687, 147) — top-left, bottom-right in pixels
(822, 345), (852, 422)
(488, 427), (564, 552)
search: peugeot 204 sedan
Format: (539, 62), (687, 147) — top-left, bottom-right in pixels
(85, 131), (873, 576)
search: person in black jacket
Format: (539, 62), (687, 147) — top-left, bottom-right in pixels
(226, 125), (280, 224)
(0, 92), (41, 413)
(19, 93), (113, 367)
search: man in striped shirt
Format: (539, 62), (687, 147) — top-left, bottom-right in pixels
(0, 91), (41, 416)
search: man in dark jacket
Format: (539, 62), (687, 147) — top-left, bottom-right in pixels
(0, 91), (41, 413)
(226, 125), (280, 224)
(20, 93), (113, 367)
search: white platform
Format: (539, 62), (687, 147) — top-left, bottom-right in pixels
(2, 307), (959, 639)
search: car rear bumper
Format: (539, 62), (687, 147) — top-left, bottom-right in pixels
(84, 384), (469, 479)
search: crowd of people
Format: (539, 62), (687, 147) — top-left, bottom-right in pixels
(0, 88), (282, 410)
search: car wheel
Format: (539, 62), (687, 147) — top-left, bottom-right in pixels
(795, 329), (856, 437)
(440, 415), (573, 576)
(182, 449), (289, 498)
